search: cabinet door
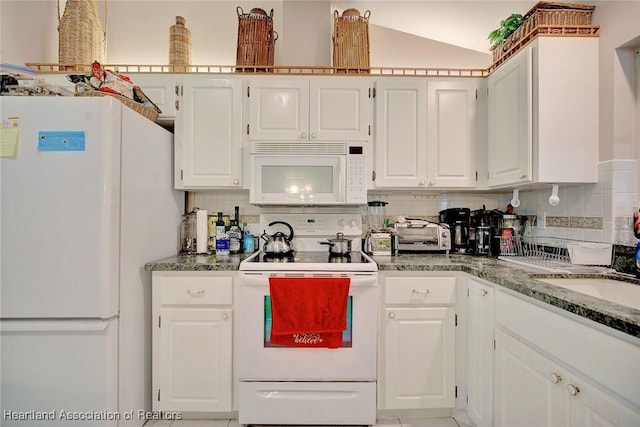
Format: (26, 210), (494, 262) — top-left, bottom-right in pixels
(427, 80), (479, 188)
(494, 327), (568, 427)
(248, 79), (309, 140)
(466, 279), (494, 427)
(133, 73), (177, 119)
(568, 373), (640, 427)
(157, 307), (232, 412)
(310, 78), (370, 141)
(487, 46), (532, 187)
(175, 77), (243, 188)
(383, 307), (456, 409)
(374, 79), (427, 187)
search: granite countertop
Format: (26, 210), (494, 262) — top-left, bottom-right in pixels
(145, 252), (640, 339)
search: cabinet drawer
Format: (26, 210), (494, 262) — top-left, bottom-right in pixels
(384, 276), (455, 305)
(159, 275), (233, 306)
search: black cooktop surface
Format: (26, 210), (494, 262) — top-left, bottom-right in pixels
(246, 251), (374, 264)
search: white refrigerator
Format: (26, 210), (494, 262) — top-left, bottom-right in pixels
(0, 96), (184, 426)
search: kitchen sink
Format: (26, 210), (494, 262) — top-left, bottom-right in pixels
(536, 278), (640, 310)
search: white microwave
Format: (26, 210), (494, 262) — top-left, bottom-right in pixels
(249, 141), (367, 206)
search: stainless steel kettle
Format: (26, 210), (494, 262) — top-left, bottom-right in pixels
(261, 221), (295, 255)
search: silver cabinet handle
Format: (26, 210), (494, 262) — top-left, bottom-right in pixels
(412, 289), (430, 295)
(551, 373), (562, 384)
(187, 289), (205, 296)
(567, 384), (580, 396)
(388, 312), (396, 319)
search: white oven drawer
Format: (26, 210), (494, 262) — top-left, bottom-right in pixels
(384, 276), (455, 305)
(158, 275), (233, 306)
(239, 381), (376, 425)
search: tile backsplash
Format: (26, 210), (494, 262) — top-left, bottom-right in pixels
(192, 160), (638, 245)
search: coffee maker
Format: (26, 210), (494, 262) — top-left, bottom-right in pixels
(439, 208), (472, 254)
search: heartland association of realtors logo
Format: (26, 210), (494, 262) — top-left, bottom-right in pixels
(292, 332), (323, 344)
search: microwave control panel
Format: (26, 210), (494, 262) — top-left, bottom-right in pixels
(346, 143), (366, 204)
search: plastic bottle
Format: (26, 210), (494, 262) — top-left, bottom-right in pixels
(633, 202), (640, 240)
(215, 211), (229, 256)
(635, 242), (640, 279)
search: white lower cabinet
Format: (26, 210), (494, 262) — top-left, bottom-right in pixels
(494, 289), (640, 427)
(379, 274), (456, 410)
(465, 278), (494, 427)
(152, 271), (233, 413)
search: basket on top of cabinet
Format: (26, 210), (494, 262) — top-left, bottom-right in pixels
(490, 1), (598, 68)
(332, 9), (371, 74)
(235, 7), (278, 73)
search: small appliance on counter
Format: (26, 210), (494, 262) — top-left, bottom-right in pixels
(363, 200), (395, 255)
(439, 207), (472, 254)
(471, 206), (502, 256)
(393, 219), (450, 253)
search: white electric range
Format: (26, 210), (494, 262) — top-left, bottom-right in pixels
(238, 214), (379, 426)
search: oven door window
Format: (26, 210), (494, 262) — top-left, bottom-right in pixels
(263, 296), (353, 348)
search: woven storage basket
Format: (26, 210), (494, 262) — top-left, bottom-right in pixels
(169, 16), (192, 73)
(332, 9), (371, 74)
(236, 7), (277, 72)
(75, 91), (159, 122)
(58, 0), (107, 70)
(491, 2), (596, 64)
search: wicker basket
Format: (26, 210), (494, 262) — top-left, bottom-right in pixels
(169, 16), (192, 73)
(75, 91), (159, 122)
(332, 9), (371, 74)
(236, 7), (277, 72)
(491, 2), (596, 64)
(58, 0), (107, 70)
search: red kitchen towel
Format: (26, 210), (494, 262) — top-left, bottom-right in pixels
(269, 277), (350, 348)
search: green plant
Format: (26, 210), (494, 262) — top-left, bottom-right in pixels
(488, 13), (524, 46)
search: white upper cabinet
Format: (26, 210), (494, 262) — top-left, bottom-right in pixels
(374, 78), (479, 189)
(131, 73), (178, 119)
(427, 80), (479, 188)
(174, 76), (243, 189)
(248, 77), (371, 141)
(487, 37), (599, 188)
(374, 79), (427, 187)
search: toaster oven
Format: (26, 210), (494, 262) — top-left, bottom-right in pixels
(393, 220), (451, 253)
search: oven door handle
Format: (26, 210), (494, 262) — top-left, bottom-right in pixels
(238, 272), (378, 287)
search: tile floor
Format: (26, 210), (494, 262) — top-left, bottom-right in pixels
(144, 417), (472, 427)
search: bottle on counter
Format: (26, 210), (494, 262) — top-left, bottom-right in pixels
(215, 211), (229, 256)
(633, 202), (640, 240)
(635, 242), (640, 279)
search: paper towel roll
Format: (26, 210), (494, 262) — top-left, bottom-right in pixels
(196, 209), (208, 254)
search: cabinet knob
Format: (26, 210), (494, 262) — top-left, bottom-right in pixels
(429, 180), (435, 186)
(233, 179), (240, 185)
(187, 289), (205, 296)
(388, 312), (396, 319)
(481, 289), (488, 296)
(550, 372), (562, 384)
(301, 132), (308, 139)
(221, 313), (229, 321)
(567, 384), (580, 396)
(310, 132), (317, 139)
(419, 180), (426, 186)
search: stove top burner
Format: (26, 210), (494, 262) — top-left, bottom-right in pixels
(248, 251), (371, 264)
(240, 250), (378, 272)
